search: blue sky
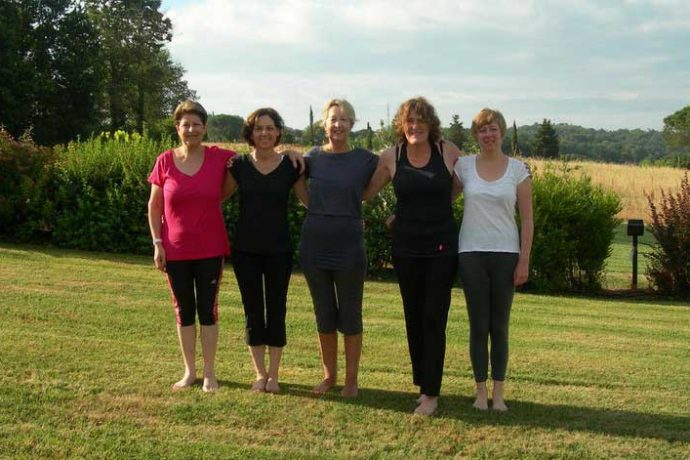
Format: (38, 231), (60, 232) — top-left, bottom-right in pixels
(160, 0), (690, 131)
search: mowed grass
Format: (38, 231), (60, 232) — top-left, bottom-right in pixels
(1, 243), (689, 459)
(604, 223), (657, 290)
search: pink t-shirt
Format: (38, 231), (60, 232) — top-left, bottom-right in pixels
(148, 146), (236, 261)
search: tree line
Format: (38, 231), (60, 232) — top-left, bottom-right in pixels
(0, 0), (194, 146)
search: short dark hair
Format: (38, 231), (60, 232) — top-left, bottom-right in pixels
(242, 107), (284, 147)
(173, 100), (208, 125)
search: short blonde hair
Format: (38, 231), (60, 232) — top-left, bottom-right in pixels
(173, 100), (208, 125)
(392, 97), (442, 143)
(471, 108), (507, 140)
(321, 98), (356, 128)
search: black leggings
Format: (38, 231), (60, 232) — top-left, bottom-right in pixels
(392, 254), (457, 397)
(231, 251), (292, 347)
(457, 252), (518, 382)
(165, 256), (224, 327)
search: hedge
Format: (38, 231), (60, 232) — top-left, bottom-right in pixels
(0, 135), (621, 293)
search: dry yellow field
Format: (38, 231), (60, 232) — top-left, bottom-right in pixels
(520, 158), (687, 221)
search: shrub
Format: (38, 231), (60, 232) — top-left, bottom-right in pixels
(0, 129), (57, 242)
(645, 173), (690, 298)
(51, 132), (174, 253)
(530, 163), (622, 292)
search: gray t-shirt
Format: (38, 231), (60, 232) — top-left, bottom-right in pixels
(299, 146), (378, 269)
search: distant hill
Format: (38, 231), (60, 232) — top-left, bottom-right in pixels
(208, 113), (687, 165)
(505, 123), (687, 164)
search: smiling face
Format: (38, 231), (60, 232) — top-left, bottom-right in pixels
(476, 121), (503, 152)
(175, 113), (206, 148)
(251, 115), (280, 150)
(325, 105), (352, 145)
(404, 109), (430, 145)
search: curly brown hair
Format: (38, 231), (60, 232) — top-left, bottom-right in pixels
(241, 107), (284, 147)
(392, 97), (442, 144)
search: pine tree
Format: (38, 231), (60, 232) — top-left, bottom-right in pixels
(533, 118), (560, 158)
(446, 114), (466, 149)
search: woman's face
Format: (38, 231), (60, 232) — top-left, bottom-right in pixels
(176, 113), (206, 147)
(251, 115), (280, 150)
(325, 105), (352, 144)
(403, 109), (429, 145)
(477, 121), (503, 151)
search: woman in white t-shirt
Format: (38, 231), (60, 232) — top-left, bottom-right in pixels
(454, 108), (533, 411)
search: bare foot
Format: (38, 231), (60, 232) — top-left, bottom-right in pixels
(251, 377), (267, 392)
(473, 382), (489, 410)
(202, 374), (219, 393)
(172, 373), (196, 391)
(414, 395), (438, 416)
(473, 396), (489, 410)
(265, 377), (280, 394)
(492, 381), (508, 411)
(340, 384), (358, 398)
(492, 398), (509, 411)
(312, 378), (336, 395)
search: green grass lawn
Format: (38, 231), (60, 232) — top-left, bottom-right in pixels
(1, 243), (689, 459)
(604, 223), (657, 290)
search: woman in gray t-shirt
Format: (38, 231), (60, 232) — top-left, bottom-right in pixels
(300, 98), (378, 398)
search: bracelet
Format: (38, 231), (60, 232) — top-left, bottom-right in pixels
(153, 238), (163, 245)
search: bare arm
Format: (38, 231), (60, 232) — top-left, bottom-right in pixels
(514, 178), (534, 286)
(451, 174), (463, 201)
(293, 175), (309, 207)
(441, 139), (463, 172)
(363, 148), (395, 201)
(147, 184), (166, 272)
(221, 170), (237, 201)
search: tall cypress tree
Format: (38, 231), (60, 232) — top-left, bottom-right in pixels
(308, 105), (314, 145)
(511, 120), (520, 156)
(533, 118), (560, 158)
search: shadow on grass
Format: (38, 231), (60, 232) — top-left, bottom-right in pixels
(217, 379), (689, 443)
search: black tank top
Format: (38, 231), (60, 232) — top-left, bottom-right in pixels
(391, 142), (458, 257)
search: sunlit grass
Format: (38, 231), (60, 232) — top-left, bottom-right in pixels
(1, 243), (689, 458)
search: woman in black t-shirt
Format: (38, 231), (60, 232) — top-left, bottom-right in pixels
(226, 108), (308, 394)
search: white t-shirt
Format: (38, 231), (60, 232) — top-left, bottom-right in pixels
(454, 155), (530, 253)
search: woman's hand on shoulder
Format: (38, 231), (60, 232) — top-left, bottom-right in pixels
(281, 148), (306, 174)
(441, 139), (463, 163)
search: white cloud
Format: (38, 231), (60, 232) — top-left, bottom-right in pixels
(340, 0), (540, 33)
(168, 0), (321, 46)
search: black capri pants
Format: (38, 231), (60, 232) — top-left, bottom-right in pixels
(165, 256), (224, 327)
(231, 250), (293, 347)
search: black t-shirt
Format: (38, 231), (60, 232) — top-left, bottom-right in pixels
(230, 154), (300, 254)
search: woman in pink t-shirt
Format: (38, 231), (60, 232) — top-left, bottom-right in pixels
(147, 100), (235, 392)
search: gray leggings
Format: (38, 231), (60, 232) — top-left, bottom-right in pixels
(302, 263), (366, 335)
(457, 252), (518, 382)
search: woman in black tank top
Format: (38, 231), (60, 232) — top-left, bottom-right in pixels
(392, 141), (458, 257)
(364, 97), (462, 416)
